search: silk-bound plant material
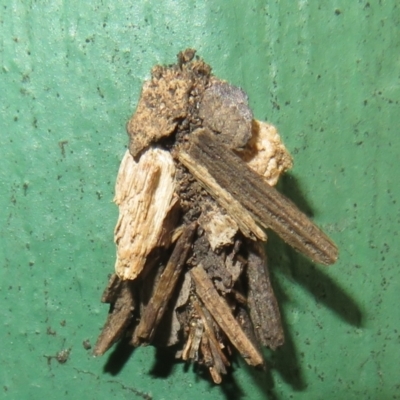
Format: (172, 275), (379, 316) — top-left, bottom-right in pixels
(94, 49), (338, 383)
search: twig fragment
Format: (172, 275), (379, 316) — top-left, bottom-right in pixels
(182, 128), (338, 265)
(178, 151), (266, 241)
(93, 274), (135, 356)
(133, 222), (197, 345)
(190, 264), (264, 367)
(246, 241), (284, 350)
(192, 296), (230, 369)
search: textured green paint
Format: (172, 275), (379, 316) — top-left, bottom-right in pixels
(1, 1), (399, 399)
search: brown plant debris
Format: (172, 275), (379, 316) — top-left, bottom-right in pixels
(94, 49), (338, 383)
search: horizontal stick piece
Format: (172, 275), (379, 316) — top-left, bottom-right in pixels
(133, 222), (197, 345)
(190, 265), (264, 367)
(181, 129), (338, 265)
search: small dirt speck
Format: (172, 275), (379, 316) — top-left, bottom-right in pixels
(56, 348), (71, 364)
(46, 326), (56, 336)
(83, 339), (92, 350)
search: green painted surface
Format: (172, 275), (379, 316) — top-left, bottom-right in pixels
(1, 1), (399, 399)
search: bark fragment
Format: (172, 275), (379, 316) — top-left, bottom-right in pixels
(127, 71), (189, 157)
(192, 297), (230, 371)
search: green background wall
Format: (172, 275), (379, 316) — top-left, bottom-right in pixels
(1, 1), (399, 399)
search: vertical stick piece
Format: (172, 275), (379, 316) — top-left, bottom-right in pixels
(191, 265), (264, 367)
(246, 241), (284, 350)
(192, 297), (230, 369)
(133, 222), (197, 345)
(114, 148), (178, 280)
(93, 274), (135, 356)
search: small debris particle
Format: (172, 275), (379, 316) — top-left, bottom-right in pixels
(46, 326), (56, 336)
(58, 141), (68, 158)
(82, 340), (92, 350)
(56, 348), (71, 364)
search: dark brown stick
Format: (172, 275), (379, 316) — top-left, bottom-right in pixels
(246, 241), (284, 350)
(132, 222), (197, 345)
(235, 306), (263, 356)
(93, 274), (135, 356)
(180, 128), (338, 265)
(191, 264), (264, 367)
(192, 297), (230, 369)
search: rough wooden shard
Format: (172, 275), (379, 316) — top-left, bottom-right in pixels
(246, 241), (284, 350)
(178, 151), (266, 242)
(158, 271), (192, 346)
(132, 222), (197, 345)
(191, 264), (264, 367)
(114, 148), (178, 280)
(127, 69), (191, 157)
(192, 296), (230, 381)
(181, 128), (338, 265)
(93, 274), (135, 356)
(127, 51), (211, 157)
